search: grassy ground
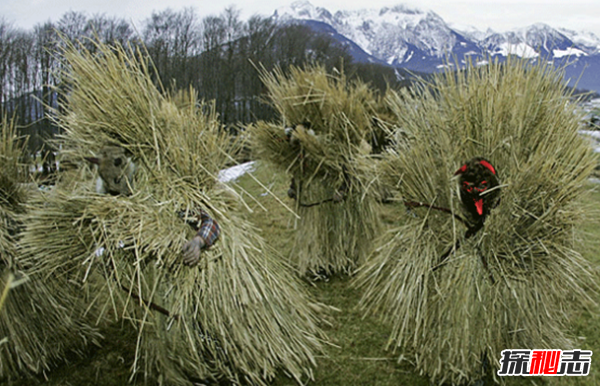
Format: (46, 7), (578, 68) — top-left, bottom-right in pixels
(7, 161), (600, 386)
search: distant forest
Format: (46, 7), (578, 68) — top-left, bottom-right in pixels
(0, 6), (413, 154)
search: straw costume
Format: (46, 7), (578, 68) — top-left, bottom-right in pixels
(18, 40), (326, 386)
(84, 145), (220, 266)
(354, 58), (598, 385)
(0, 118), (99, 380)
(252, 66), (381, 276)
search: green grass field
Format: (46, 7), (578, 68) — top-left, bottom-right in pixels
(8, 161), (600, 386)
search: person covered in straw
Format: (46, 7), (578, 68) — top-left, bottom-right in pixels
(19, 38), (326, 386)
(284, 121), (352, 204)
(252, 65), (381, 277)
(354, 57), (598, 385)
(86, 144), (220, 267)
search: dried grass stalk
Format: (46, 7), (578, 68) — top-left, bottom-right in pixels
(252, 65), (382, 275)
(0, 269), (100, 379)
(0, 118), (100, 380)
(19, 38), (326, 385)
(354, 57), (598, 385)
(0, 116), (31, 262)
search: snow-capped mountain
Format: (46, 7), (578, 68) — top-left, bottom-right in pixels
(273, 1), (600, 93)
(481, 24), (587, 58)
(559, 28), (600, 54)
(274, 2), (463, 64)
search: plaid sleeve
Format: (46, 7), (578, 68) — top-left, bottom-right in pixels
(196, 210), (220, 249)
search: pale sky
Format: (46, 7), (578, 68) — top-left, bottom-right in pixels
(3, 0), (600, 37)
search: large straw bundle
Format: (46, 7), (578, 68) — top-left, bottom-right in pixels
(19, 40), (326, 385)
(252, 66), (381, 275)
(0, 118), (28, 264)
(354, 58), (598, 384)
(0, 118), (99, 380)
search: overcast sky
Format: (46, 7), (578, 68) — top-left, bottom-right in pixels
(4, 0), (600, 37)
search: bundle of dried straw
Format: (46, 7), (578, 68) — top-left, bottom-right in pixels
(18, 40), (326, 385)
(354, 57), (598, 384)
(252, 66), (382, 275)
(0, 118), (99, 380)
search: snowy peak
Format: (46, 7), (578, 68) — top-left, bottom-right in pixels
(273, 1), (333, 23)
(559, 28), (600, 54)
(273, 1), (600, 62)
(482, 23), (589, 58)
(275, 2), (428, 25)
(274, 1), (458, 61)
(272, 2), (600, 92)
(521, 23), (569, 49)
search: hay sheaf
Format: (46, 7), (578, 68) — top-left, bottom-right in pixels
(19, 40), (326, 385)
(253, 66), (376, 178)
(354, 58), (598, 385)
(0, 118), (28, 264)
(251, 66), (382, 275)
(0, 118), (100, 380)
(0, 269), (100, 379)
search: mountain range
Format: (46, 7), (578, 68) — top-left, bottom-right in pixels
(272, 1), (600, 93)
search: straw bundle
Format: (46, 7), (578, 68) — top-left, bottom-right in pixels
(354, 57), (598, 384)
(0, 118), (99, 380)
(19, 39), (325, 385)
(252, 66), (382, 275)
(0, 117), (28, 264)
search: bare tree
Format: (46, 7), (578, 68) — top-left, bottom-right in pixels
(57, 11), (87, 43)
(32, 22), (60, 149)
(237, 16), (277, 122)
(143, 8), (201, 88)
(0, 19), (18, 107)
(201, 15), (226, 52)
(85, 14), (134, 47)
(220, 6), (243, 123)
(198, 14), (226, 104)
